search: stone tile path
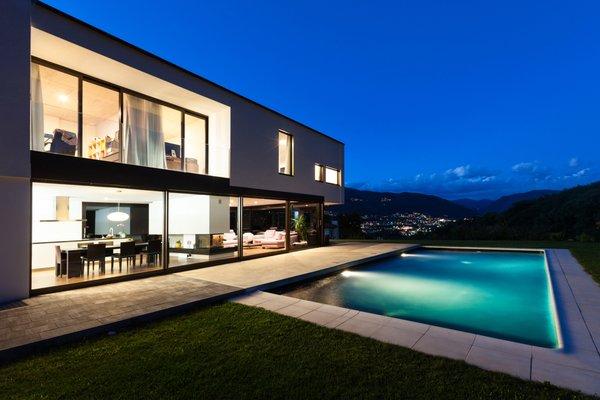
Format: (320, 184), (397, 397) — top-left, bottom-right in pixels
(179, 242), (417, 289)
(0, 242), (413, 361)
(234, 248), (600, 396)
(0, 274), (242, 361)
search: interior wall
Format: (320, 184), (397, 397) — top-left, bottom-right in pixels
(169, 194), (231, 235)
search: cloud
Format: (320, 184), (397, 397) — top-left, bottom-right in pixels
(347, 160), (599, 200)
(569, 157), (579, 167)
(570, 168), (589, 178)
(350, 164), (499, 198)
(511, 161), (551, 181)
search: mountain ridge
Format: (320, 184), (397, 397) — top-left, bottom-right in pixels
(453, 189), (558, 214)
(330, 188), (475, 218)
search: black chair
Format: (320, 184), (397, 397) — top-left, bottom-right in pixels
(140, 240), (162, 266)
(81, 243), (106, 275)
(49, 129), (77, 155)
(55, 245), (66, 277)
(111, 241), (137, 273)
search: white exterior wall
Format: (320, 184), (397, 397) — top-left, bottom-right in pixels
(31, 4), (344, 204)
(0, 2), (345, 303)
(0, 0), (32, 303)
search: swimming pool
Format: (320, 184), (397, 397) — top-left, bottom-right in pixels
(275, 248), (561, 348)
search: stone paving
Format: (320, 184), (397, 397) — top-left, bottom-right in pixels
(0, 274), (242, 361)
(233, 248), (600, 396)
(0, 242), (413, 361)
(180, 242), (417, 289)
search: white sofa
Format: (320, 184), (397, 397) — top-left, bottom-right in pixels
(261, 230), (299, 249)
(222, 230), (237, 248)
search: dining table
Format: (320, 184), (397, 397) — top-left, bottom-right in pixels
(59, 242), (149, 278)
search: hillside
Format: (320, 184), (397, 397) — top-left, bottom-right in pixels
(453, 198), (493, 214)
(330, 188), (475, 218)
(454, 189), (557, 214)
(433, 182), (600, 241)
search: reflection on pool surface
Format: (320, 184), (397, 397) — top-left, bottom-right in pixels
(275, 249), (560, 348)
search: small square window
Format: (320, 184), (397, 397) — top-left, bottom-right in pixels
(325, 167), (340, 185)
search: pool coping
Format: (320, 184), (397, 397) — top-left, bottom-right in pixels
(232, 247), (600, 396)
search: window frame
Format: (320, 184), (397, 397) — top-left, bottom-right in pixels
(31, 57), (209, 175)
(277, 130), (294, 176)
(314, 164), (324, 182)
(314, 164), (342, 186)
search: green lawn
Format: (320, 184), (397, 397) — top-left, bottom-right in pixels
(0, 303), (593, 400)
(340, 239), (600, 284)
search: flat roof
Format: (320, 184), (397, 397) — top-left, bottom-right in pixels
(35, 1), (344, 146)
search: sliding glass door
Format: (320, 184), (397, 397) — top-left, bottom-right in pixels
(241, 197), (288, 257)
(168, 193), (239, 268)
(31, 182), (165, 290)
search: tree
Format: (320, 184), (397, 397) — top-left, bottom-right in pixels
(338, 213), (364, 239)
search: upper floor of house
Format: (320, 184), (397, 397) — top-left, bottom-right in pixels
(3, 1), (344, 204)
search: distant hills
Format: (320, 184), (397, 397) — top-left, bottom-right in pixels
(433, 182), (600, 241)
(329, 188), (475, 218)
(454, 189), (558, 214)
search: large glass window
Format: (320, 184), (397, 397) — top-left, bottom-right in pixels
(168, 193), (238, 267)
(31, 63), (79, 155)
(278, 131), (293, 175)
(184, 114), (207, 174)
(31, 183), (164, 290)
(82, 81), (120, 162)
(31, 61), (211, 175)
(122, 94), (182, 170)
(290, 202), (322, 250)
(242, 197), (288, 257)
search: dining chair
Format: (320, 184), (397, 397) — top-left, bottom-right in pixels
(55, 245), (65, 277)
(111, 241), (136, 273)
(81, 243), (106, 276)
(140, 240), (162, 266)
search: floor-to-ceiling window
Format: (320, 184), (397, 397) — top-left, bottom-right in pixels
(184, 113), (208, 174)
(82, 81), (120, 162)
(168, 193), (239, 267)
(30, 60), (210, 176)
(290, 202), (322, 250)
(31, 183), (164, 289)
(242, 197), (288, 257)
(30, 63), (79, 155)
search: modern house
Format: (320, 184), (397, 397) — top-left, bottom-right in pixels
(0, 1), (344, 303)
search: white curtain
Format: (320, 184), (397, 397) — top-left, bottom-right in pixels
(30, 63), (45, 151)
(123, 94), (166, 168)
(278, 132), (292, 174)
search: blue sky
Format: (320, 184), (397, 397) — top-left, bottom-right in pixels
(45, 0), (600, 199)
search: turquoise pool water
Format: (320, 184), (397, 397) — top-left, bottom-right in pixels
(277, 249), (560, 348)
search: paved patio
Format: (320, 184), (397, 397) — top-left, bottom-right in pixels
(233, 248), (600, 396)
(0, 242), (413, 361)
(178, 242), (418, 289)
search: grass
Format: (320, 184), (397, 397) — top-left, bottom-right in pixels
(340, 239), (600, 284)
(0, 303), (594, 400)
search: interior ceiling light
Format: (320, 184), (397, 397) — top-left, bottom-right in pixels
(107, 203), (129, 222)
